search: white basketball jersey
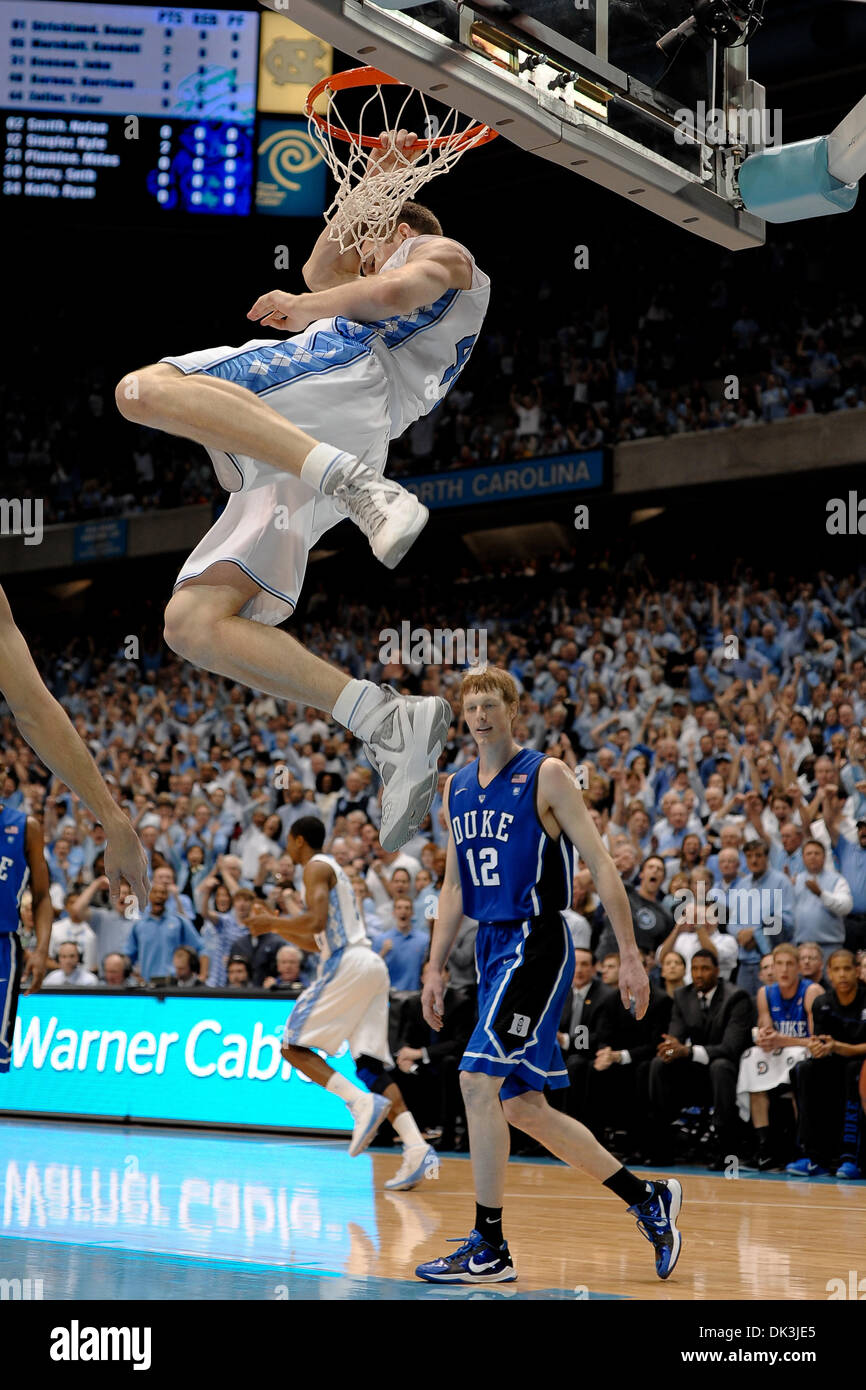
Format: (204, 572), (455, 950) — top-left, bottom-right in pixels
(334, 234), (491, 439)
(308, 852), (370, 963)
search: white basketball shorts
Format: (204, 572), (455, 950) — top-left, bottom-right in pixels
(281, 944), (393, 1064)
(161, 327), (392, 626)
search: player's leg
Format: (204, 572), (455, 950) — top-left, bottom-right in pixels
(0, 934), (23, 1076)
(838, 1057), (863, 1179)
(749, 1089), (776, 1171)
(116, 362), (425, 570)
(279, 1042), (390, 1155)
(354, 1060), (439, 1190)
(415, 1069), (517, 1284)
(164, 567), (350, 708)
(117, 363), (320, 478)
(350, 955), (439, 1189)
(502, 1088), (682, 1280)
(165, 566), (450, 853)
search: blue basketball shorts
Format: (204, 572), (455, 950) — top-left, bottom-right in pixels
(460, 913), (575, 1100)
(0, 932), (23, 1074)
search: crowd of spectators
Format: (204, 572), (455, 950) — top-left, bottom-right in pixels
(5, 557), (866, 1169)
(4, 239), (864, 521)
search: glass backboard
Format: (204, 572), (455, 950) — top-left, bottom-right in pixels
(262, 0), (766, 249)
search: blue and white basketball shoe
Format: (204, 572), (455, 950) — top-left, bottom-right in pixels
(785, 1157), (829, 1177)
(348, 1093), (392, 1157)
(628, 1178), (683, 1279)
(384, 1143), (439, 1191)
(415, 1229), (517, 1284)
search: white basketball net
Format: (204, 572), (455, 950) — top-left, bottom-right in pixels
(308, 79), (494, 256)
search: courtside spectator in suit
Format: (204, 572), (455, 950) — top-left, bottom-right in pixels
(648, 947), (754, 1168)
(393, 962), (477, 1151)
(589, 951), (672, 1160)
(557, 948), (614, 1122)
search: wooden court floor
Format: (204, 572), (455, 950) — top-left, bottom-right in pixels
(367, 1153), (866, 1300)
(1, 1120), (863, 1300)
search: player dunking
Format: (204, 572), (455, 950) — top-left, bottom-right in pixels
(415, 668), (683, 1284)
(248, 816), (438, 1190)
(115, 131), (489, 853)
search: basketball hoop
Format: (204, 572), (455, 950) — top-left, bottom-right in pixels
(306, 66), (498, 256)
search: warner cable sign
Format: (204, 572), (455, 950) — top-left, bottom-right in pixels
(6, 993), (355, 1132)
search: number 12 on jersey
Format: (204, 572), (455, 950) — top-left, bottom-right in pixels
(464, 846), (501, 887)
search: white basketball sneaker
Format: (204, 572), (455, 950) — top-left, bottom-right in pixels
(321, 455), (428, 570)
(384, 1143), (440, 1192)
(354, 686), (451, 853)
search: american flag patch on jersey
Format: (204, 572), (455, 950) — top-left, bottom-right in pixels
(511, 774), (528, 783)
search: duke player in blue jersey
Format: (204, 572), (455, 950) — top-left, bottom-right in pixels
(248, 816), (438, 1191)
(116, 130), (487, 855)
(0, 798), (52, 1074)
(415, 668), (684, 1285)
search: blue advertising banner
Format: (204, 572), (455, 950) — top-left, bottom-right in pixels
(73, 518), (128, 563)
(403, 451), (605, 510)
(255, 118), (326, 216)
(7, 993), (354, 1132)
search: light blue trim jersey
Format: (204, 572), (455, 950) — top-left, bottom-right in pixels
(0, 804), (29, 933)
(330, 234), (491, 438)
(309, 852), (370, 965)
(449, 750), (573, 924)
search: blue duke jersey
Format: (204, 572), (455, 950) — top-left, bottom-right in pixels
(767, 978), (810, 1038)
(448, 749), (573, 923)
(327, 234), (490, 439)
(0, 804), (29, 932)
(308, 852), (370, 964)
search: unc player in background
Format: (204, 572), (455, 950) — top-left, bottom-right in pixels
(116, 130), (487, 856)
(247, 816), (438, 1191)
(415, 668), (684, 1285)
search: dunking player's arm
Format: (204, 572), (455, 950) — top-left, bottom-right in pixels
(246, 859), (332, 952)
(0, 585), (149, 907)
(248, 239), (472, 337)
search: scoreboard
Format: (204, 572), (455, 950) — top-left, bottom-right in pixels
(1, 0), (330, 218)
